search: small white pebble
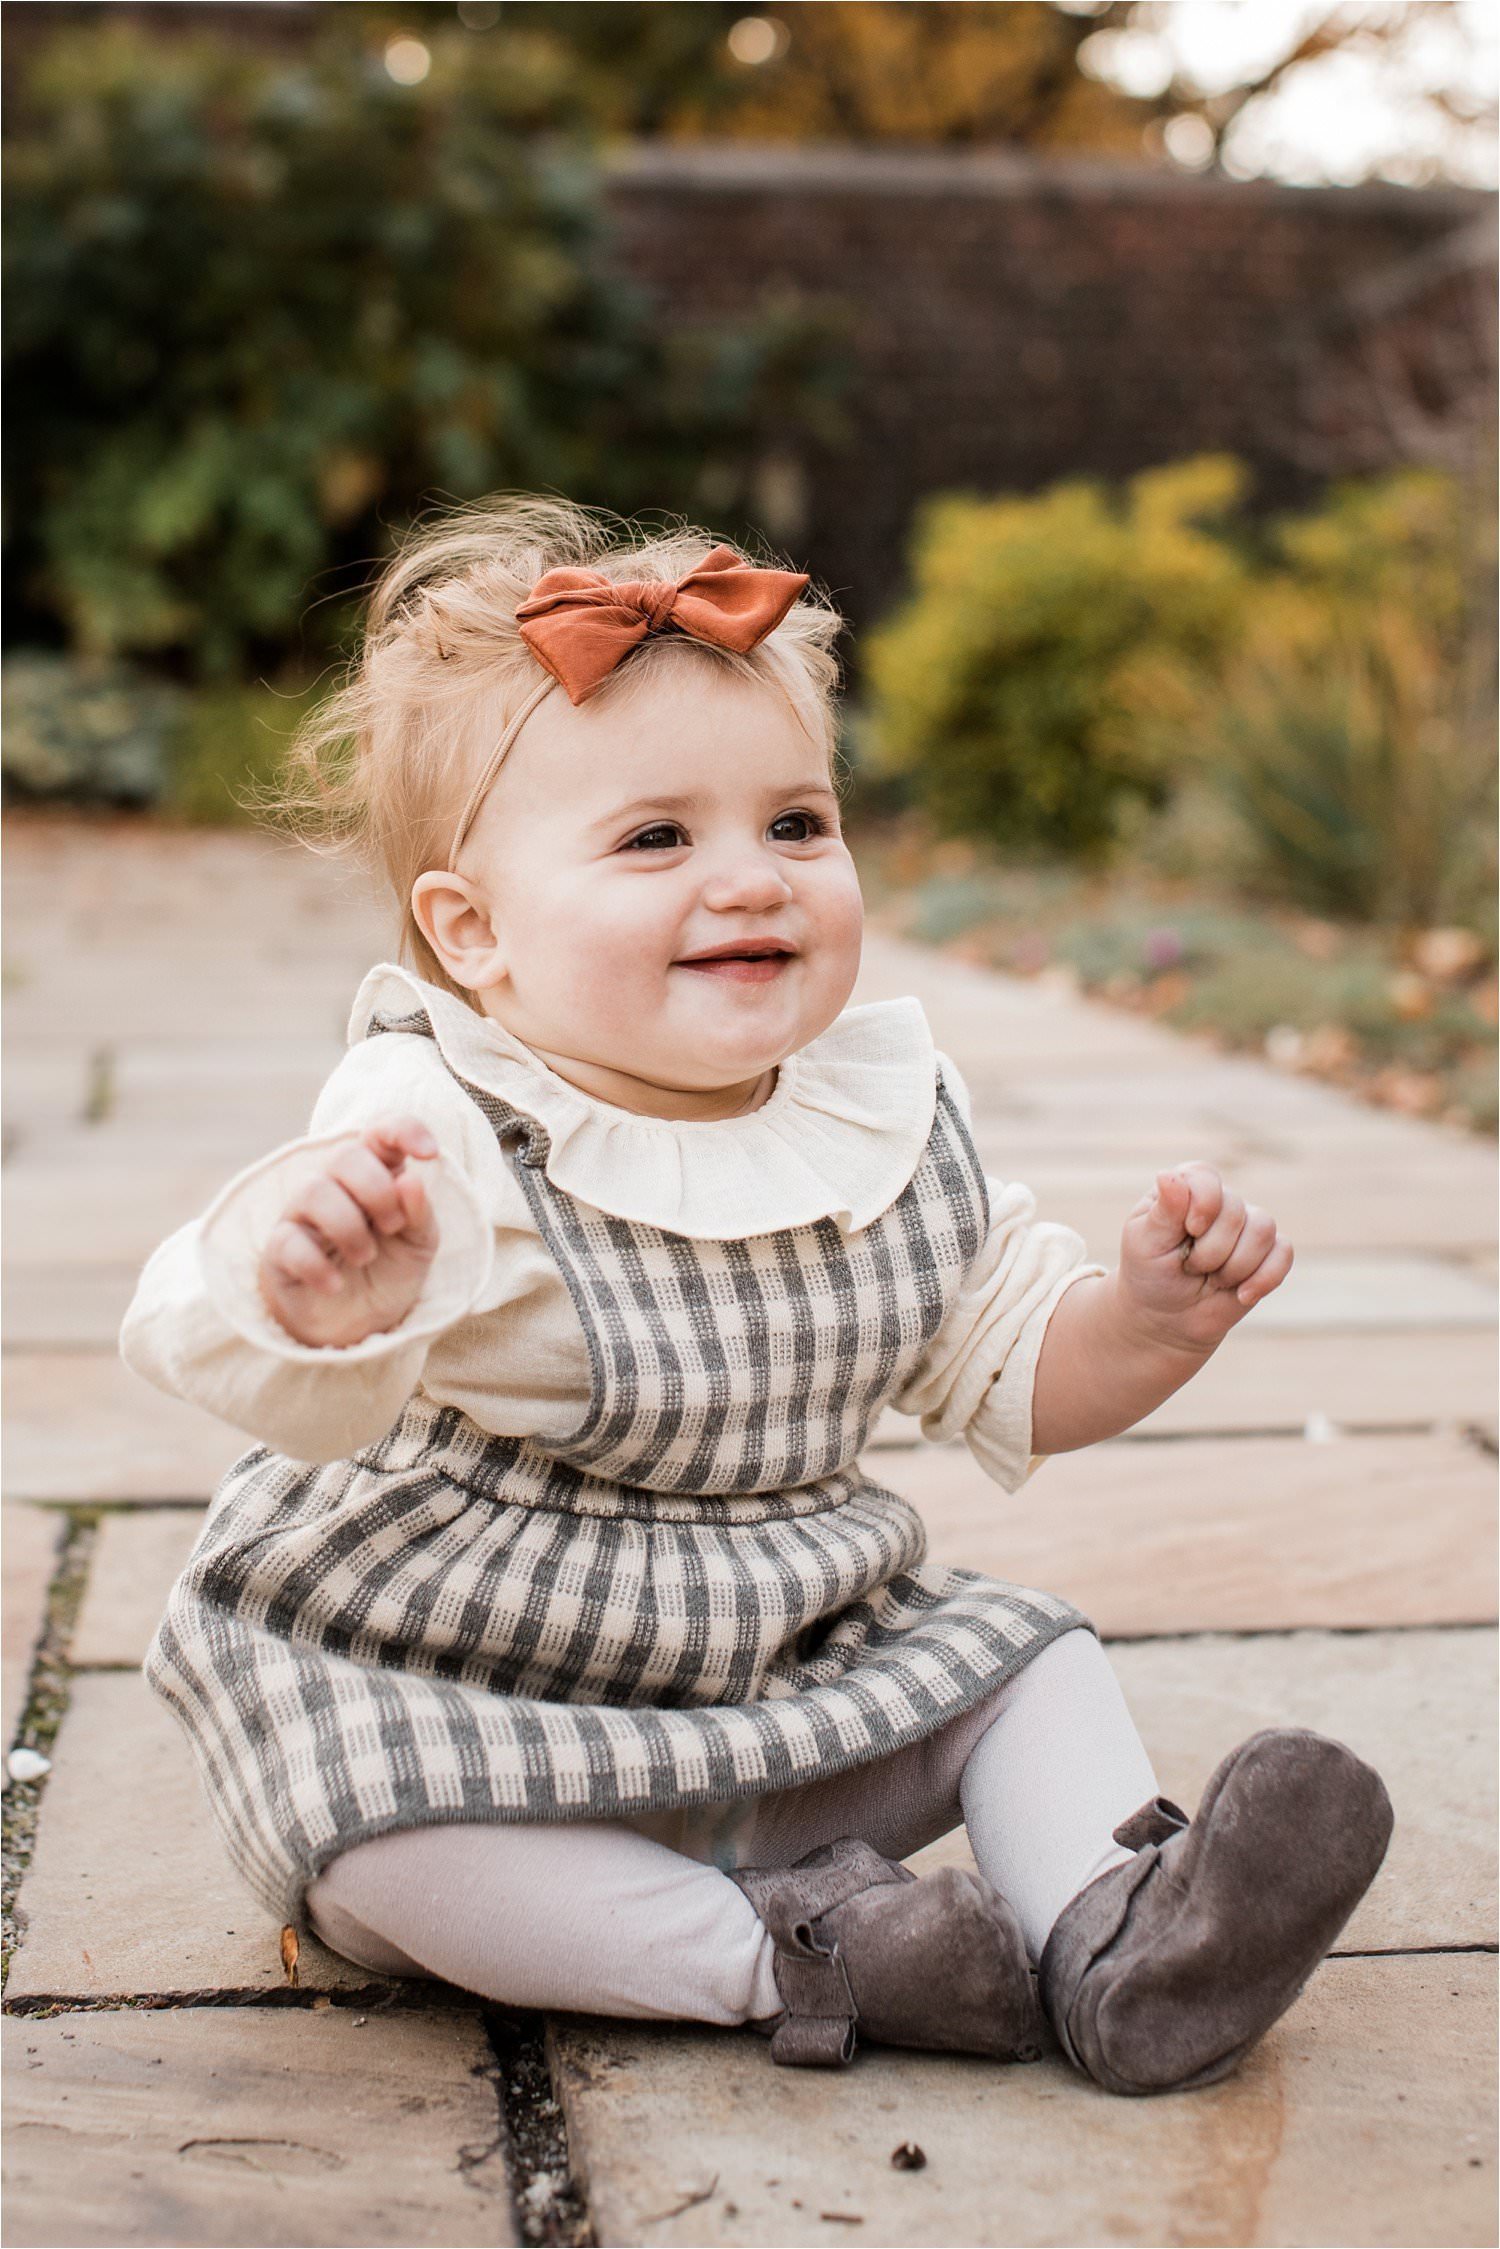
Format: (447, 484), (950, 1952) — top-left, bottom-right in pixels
(7, 1749), (51, 1783)
(1302, 1411), (1339, 1445)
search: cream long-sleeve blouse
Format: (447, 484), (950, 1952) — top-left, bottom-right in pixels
(120, 965), (1104, 1489)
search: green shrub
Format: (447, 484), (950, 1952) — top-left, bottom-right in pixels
(164, 677), (332, 824)
(1207, 473), (1496, 931)
(3, 16), (848, 680)
(2, 652), (187, 803)
(0, 653), (330, 819)
(861, 455), (1248, 856)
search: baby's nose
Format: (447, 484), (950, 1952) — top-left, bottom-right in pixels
(701, 846), (795, 912)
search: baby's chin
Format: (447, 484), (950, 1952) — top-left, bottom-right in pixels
(659, 977), (842, 1065)
(515, 958), (856, 1098)
(627, 1030), (792, 1094)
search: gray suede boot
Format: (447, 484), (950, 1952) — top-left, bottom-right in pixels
(1038, 1727), (1394, 2096)
(729, 1836), (1047, 2068)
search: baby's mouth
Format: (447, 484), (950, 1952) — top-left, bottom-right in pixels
(674, 941), (797, 985)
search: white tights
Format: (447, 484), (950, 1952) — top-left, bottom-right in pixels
(306, 1627), (1158, 2025)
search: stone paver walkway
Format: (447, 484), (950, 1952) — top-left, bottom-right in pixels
(3, 813), (1495, 2248)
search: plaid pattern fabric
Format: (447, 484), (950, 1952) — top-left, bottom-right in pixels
(145, 1014), (1091, 1924)
(415, 1026), (992, 1496)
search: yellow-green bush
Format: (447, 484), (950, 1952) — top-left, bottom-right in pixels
(865, 458), (1495, 932)
(1206, 473), (1496, 931)
(862, 455), (1248, 856)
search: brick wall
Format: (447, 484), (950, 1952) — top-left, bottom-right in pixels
(604, 146), (1496, 631)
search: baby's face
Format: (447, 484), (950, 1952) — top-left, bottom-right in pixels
(448, 659), (863, 1105)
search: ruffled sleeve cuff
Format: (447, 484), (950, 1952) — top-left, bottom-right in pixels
(196, 1129), (494, 1363)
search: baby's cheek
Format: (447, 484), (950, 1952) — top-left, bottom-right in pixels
(569, 944), (651, 1026)
(800, 865), (864, 1017)
(584, 914), (686, 1033)
(813, 857), (865, 960)
(584, 886), (679, 967)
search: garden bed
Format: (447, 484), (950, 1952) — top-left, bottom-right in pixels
(855, 822), (1497, 1134)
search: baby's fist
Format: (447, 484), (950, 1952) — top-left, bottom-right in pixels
(1118, 1160), (1293, 1355)
(258, 1116), (441, 1348)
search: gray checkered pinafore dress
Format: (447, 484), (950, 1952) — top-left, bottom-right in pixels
(145, 1011), (1090, 1925)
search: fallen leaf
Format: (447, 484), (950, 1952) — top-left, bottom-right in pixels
(891, 2142), (927, 2171)
(1412, 927), (1485, 983)
(280, 1925), (300, 1987)
(1293, 919), (1342, 962)
(1302, 1023), (1359, 1073)
(1140, 968), (1191, 1016)
(1373, 1066), (1443, 1116)
(1388, 970), (1433, 1022)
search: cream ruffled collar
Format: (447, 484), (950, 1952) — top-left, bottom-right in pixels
(348, 964), (938, 1240)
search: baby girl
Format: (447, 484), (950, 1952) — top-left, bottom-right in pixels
(125, 498), (1391, 2093)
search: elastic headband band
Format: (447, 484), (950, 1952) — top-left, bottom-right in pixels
(446, 674), (558, 872)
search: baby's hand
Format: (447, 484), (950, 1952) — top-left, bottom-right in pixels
(258, 1117), (441, 1348)
(1117, 1161), (1293, 1357)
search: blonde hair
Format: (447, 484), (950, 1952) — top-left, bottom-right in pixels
(275, 494), (847, 1003)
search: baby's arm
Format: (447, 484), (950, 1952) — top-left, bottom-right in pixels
(892, 1059), (1292, 1491)
(890, 1047), (1108, 1491)
(120, 1036), (498, 1461)
(1029, 1161), (1292, 1454)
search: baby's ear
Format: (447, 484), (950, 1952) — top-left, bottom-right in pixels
(410, 871), (507, 993)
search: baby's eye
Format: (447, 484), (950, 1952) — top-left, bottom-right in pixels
(769, 810), (830, 843)
(622, 822), (688, 852)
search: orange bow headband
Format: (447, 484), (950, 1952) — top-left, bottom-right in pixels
(446, 544), (809, 869)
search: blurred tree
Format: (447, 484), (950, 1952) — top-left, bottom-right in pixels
(1094, 0), (1498, 183)
(6, 3), (1486, 174)
(296, 0), (1154, 150)
(2, 13), (849, 677)
(667, 0), (1495, 178)
(452, 3), (750, 137)
(656, 1), (1155, 152)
